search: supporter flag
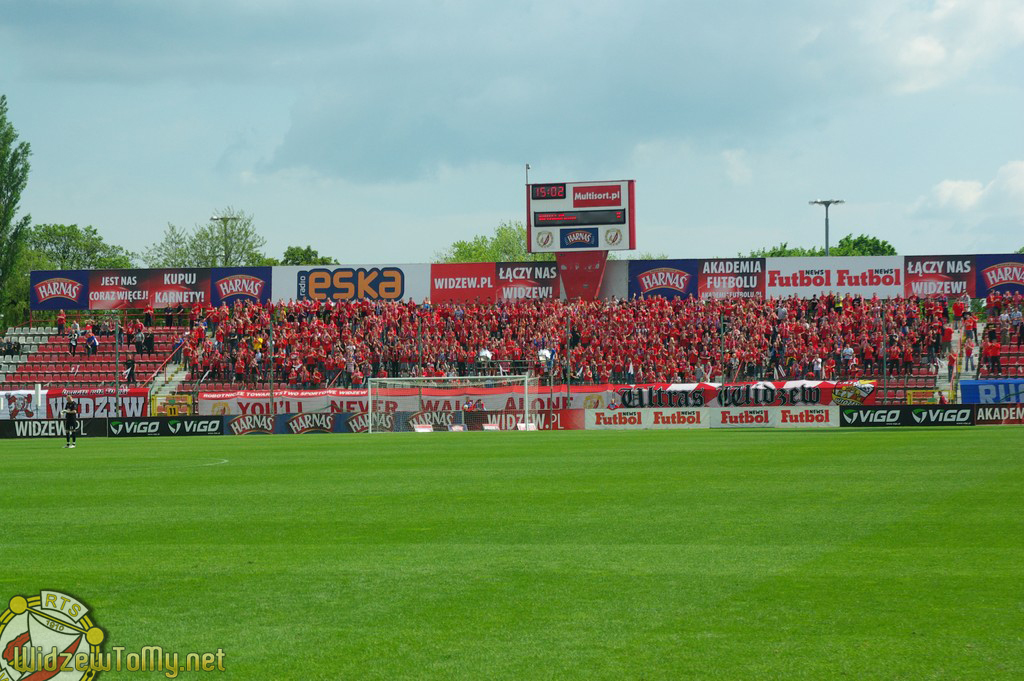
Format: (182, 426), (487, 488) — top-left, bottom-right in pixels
(557, 251), (608, 300)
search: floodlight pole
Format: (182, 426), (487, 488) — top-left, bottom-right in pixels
(808, 199), (844, 256)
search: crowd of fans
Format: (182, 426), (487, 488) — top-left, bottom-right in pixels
(980, 291), (1024, 376)
(56, 309), (159, 359)
(151, 289), (1024, 390)
(1, 339), (23, 357)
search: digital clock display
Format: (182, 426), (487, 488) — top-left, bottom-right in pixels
(530, 183), (567, 200)
(533, 209), (626, 227)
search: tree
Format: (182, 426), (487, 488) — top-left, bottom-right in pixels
(634, 251), (670, 260)
(3, 246), (50, 328)
(281, 245), (335, 265)
(435, 221), (554, 263)
(197, 208), (267, 267)
(143, 207), (268, 267)
(745, 242), (822, 258)
(1016, 245), (1024, 254)
(27, 224), (135, 269)
(0, 95), (32, 328)
(829, 234), (897, 256)
(141, 223), (193, 268)
(745, 233), (897, 257)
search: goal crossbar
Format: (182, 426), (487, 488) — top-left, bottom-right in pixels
(367, 374), (537, 433)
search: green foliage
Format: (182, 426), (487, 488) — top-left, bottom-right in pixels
(745, 242), (823, 257)
(634, 251), (670, 260)
(831, 233), (898, 256)
(745, 233), (897, 257)
(141, 223), (193, 268)
(1016, 245), (1023, 254)
(143, 207), (268, 267)
(27, 224), (135, 269)
(1, 246), (48, 329)
(281, 245), (335, 266)
(0, 95), (32, 329)
(436, 221), (554, 263)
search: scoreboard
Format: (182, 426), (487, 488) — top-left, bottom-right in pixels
(527, 180), (636, 253)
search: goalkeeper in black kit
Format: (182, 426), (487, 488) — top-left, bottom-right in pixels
(63, 397), (80, 448)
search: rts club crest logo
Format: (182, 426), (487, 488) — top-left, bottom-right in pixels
(1, 591), (226, 678)
(536, 231), (553, 249)
(4, 393), (35, 419)
(0, 591), (104, 680)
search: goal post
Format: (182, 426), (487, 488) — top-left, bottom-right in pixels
(367, 374), (538, 433)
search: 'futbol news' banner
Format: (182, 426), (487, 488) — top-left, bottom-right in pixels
(765, 257), (903, 298)
(585, 406), (838, 430)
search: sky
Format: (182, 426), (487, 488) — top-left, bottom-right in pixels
(1, 0), (1023, 264)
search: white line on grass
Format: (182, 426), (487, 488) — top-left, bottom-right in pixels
(116, 457), (230, 471)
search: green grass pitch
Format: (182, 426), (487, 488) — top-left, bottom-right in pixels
(3, 428), (1023, 680)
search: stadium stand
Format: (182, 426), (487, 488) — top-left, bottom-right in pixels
(14, 291), (1020, 405)
(148, 294), (947, 403)
(0, 321), (182, 390)
(975, 292), (1024, 379)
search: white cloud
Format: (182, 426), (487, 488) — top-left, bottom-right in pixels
(913, 160), (1024, 216)
(933, 179), (984, 211)
(858, 0), (1024, 93)
(722, 149), (752, 185)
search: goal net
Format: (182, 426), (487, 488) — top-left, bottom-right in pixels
(367, 374), (539, 433)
